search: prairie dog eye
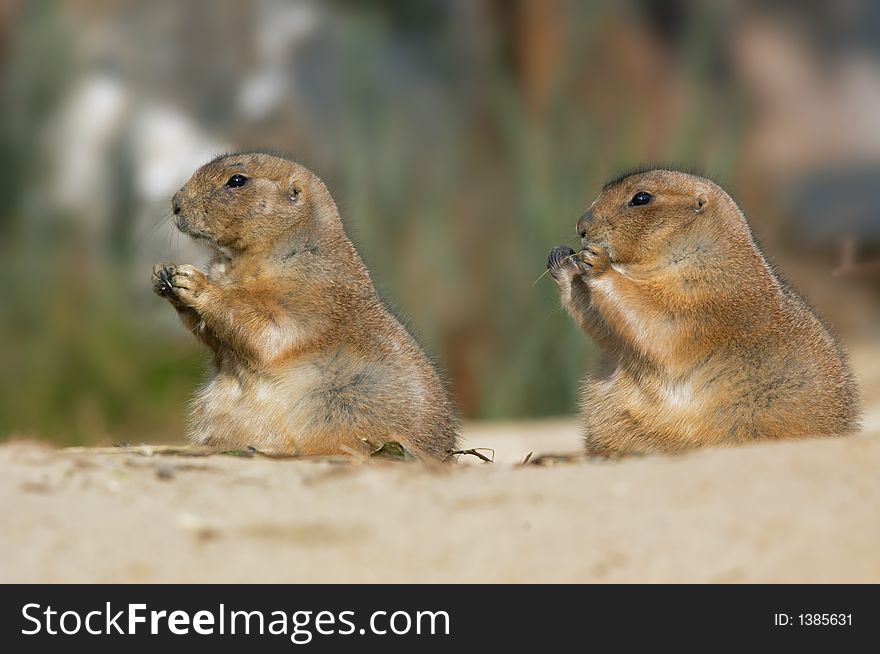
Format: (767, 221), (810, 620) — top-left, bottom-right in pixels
(629, 191), (652, 206)
(225, 174), (248, 188)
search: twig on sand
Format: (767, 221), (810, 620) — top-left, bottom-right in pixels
(443, 448), (495, 463)
(523, 452), (588, 466)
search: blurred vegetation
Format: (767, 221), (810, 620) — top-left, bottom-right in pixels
(2, 0), (877, 445)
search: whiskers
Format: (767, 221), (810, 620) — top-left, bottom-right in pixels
(133, 202), (187, 263)
(166, 221), (177, 250)
(138, 206), (176, 242)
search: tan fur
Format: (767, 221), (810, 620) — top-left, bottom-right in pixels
(152, 153), (459, 459)
(548, 169), (860, 455)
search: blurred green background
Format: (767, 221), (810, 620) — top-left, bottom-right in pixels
(2, 0), (880, 445)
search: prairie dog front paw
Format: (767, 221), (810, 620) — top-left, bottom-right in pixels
(152, 262), (175, 297)
(577, 244), (610, 275)
(547, 245), (590, 283)
(152, 263), (209, 308)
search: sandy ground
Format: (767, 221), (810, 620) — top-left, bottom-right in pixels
(2, 425), (879, 583)
(2, 348), (879, 584)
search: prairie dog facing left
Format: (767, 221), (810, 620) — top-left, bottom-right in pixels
(548, 168), (859, 455)
(152, 152), (459, 458)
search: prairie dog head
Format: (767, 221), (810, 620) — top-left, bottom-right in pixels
(576, 169), (741, 265)
(171, 152), (338, 255)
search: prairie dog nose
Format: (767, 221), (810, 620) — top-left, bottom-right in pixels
(576, 209), (593, 238)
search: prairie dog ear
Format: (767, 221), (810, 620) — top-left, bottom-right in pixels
(288, 179), (303, 202)
(694, 191), (709, 213)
